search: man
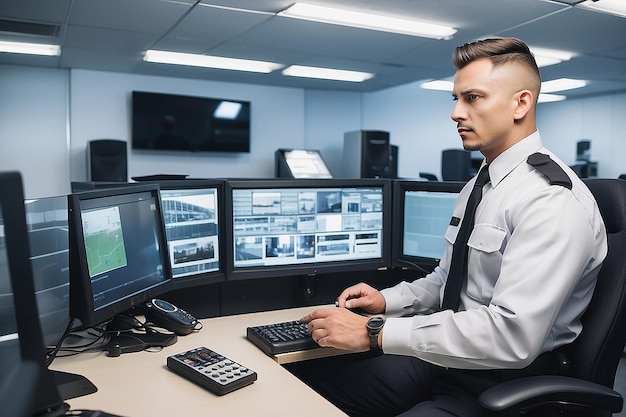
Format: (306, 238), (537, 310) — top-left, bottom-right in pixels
(290, 37), (608, 416)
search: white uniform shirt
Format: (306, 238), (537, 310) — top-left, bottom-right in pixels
(381, 132), (607, 370)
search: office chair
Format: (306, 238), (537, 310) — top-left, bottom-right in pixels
(441, 149), (472, 181)
(479, 178), (626, 416)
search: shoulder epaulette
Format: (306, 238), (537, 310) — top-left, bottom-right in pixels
(527, 152), (572, 189)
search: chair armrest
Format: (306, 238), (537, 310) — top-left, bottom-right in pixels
(478, 375), (623, 413)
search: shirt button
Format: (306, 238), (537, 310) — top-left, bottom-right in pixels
(418, 343), (427, 351)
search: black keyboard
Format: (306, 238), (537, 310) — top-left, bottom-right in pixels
(246, 320), (319, 355)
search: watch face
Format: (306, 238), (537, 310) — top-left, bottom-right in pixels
(367, 317), (385, 331)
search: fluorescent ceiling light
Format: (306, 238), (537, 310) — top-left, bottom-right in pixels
(144, 50), (282, 73)
(420, 80), (454, 91)
(282, 65), (374, 82)
(579, 0), (626, 18)
(214, 101), (242, 119)
(541, 78), (587, 93)
(0, 40), (60, 56)
(278, 3), (456, 39)
(538, 94), (566, 103)
(530, 47), (574, 67)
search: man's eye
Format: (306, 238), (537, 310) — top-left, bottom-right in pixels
(467, 94), (479, 102)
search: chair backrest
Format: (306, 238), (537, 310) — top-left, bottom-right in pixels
(562, 178), (626, 388)
(441, 149), (472, 181)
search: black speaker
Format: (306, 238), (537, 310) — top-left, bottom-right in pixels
(343, 130), (391, 178)
(87, 139), (127, 182)
(441, 149), (472, 181)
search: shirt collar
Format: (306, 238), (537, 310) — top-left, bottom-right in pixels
(481, 131), (543, 188)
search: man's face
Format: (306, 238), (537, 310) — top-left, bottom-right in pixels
(451, 58), (522, 162)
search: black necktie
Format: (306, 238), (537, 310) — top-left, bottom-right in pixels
(441, 165), (491, 311)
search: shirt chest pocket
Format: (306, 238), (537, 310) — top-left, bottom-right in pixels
(466, 224), (507, 302)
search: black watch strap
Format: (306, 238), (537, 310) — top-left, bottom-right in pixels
(366, 317), (385, 353)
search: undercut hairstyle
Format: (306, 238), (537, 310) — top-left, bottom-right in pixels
(453, 37), (541, 85)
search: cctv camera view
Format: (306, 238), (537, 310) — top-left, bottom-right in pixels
(79, 194), (167, 310)
(159, 188), (220, 278)
(233, 186), (384, 268)
(403, 191), (458, 260)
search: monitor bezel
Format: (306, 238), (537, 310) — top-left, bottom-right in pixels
(0, 171), (62, 415)
(68, 184), (173, 329)
(140, 179), (226, 289)
(392, 180), (465, 271)
(224, 178), (392, 281)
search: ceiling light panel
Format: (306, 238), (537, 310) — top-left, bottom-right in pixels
(282, 65), (374, 82)
(144, 50), (283, 73)
(278, 3), (456, 39)
(530, 46), (575, 67)
(541, 78), (588, 93)
(0, 40), (61, 56)
(579, 0), (626, 18)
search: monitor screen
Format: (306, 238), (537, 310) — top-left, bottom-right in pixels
(225, 179), (391, 280)
(277, 149), (333, 179)
(156, 180), (225, 288)
(68, 184), (173, 329)
(131, 91), (251, 153)
(24, 196), (70, 350)
(392, 181), (464, 271)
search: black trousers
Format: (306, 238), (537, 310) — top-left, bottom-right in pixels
(285, 351), (559, 417)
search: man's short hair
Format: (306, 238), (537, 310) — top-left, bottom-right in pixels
(452, 37), (541, 84)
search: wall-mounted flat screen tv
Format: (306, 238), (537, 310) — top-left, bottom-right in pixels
(131, 91), (251, 153)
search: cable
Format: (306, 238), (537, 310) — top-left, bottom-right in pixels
(394, 259), (433, 276)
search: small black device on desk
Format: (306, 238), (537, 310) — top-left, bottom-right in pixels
(167, 347), (257, 395)
(144, 298), (200, 335)
(246, 320), (318, 355)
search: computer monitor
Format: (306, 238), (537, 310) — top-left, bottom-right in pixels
(392, 181), (464, 272)
(0, 171), (65, 416)
(68, 184), (173, 329)
(225, 178), (391, 281)
(153, 179), (225, 288)
(24, 195), (71, 350)
(275, 149), (333, 179)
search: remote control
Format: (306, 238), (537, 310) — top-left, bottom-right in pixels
(167, 347), (257, 395)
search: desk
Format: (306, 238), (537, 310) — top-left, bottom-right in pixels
(52, 306), (347, 417)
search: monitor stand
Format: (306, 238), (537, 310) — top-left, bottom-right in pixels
(52, 369), (98, 400)
(105, 330), (178, 357)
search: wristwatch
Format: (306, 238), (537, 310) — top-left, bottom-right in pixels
(366, 317), (385, 353)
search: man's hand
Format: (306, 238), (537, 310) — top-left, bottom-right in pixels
(336, 282), (386, 314)
(300, 307), (371, 351)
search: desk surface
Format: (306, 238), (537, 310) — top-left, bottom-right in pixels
(52, 306), (347, 417)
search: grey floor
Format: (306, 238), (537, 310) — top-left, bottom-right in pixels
(613, 355), (626, 416)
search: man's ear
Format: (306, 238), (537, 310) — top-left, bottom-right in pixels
(513, 90), (533, 121)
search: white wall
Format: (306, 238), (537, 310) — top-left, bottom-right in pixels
(537, 92), (626, 178)
(363, 79), (626, 180)
(363, 82), (460, 179)
(303, 89), (362, 176)
(70, 70), (307, 182)
(2, 63), (625, 199)
(0, 65), (68, 198)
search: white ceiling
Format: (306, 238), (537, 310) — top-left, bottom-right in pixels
(0, 0), (625, 98)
